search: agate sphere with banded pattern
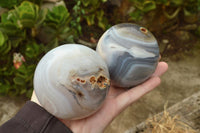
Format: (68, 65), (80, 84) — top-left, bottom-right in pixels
(96, 23), (159, 88)
(34, 44), (110, 119)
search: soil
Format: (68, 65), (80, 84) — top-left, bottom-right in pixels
(0, 40), (200, 133)
(0, 96), (25, 125)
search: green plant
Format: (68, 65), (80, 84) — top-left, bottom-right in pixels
(0, 0), (23, 9)
(0, 1), (75, 97)
(129, 0), (200, 21)
(129, 0), (156, 21)
(0, 0), (42, 9)
(68, 0), (108, 34)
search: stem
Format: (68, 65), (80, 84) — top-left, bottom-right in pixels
(163, 7), (181, 19)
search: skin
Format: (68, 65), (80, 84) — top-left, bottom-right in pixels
(31, 61), (168, 133)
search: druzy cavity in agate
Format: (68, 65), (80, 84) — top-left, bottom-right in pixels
(96, 23), (159, 88)
(34, 44), (110, 119)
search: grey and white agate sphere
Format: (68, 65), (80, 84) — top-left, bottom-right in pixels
(34, 44), (110, 119)
(96, 23), (159, 88)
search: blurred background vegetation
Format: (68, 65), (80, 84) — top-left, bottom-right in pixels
(0, 0), (199, 98)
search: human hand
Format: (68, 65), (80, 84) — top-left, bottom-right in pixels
(31, 61), (168, 133)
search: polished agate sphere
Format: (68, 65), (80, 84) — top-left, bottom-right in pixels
(96, 23), (159, 88)
(34, 44), (110, 119)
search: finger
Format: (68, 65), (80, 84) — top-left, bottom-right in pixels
(115, 76), (161, 111)
(108, 62), (168, 97)
(107, 86), (126, 98)
(152, 62), (168, 77)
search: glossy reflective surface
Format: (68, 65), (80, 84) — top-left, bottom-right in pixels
(34, 44), (110, 119)
(96, 23), (159, 88)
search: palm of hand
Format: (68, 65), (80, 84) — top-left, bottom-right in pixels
(60, 62), (168, 133)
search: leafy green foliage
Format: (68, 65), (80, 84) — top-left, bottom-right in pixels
(69, 0), (108, 34)
(0, 0), (43, 9)
(1, 1), (40, 29)
(0, 0), (20, 8)
(129, 0), (200, 21)
(38, 3), (74, 50)
(0, 1), (75, 98)
(0, 31), (6, 46)
(81, 0), (108, 30)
